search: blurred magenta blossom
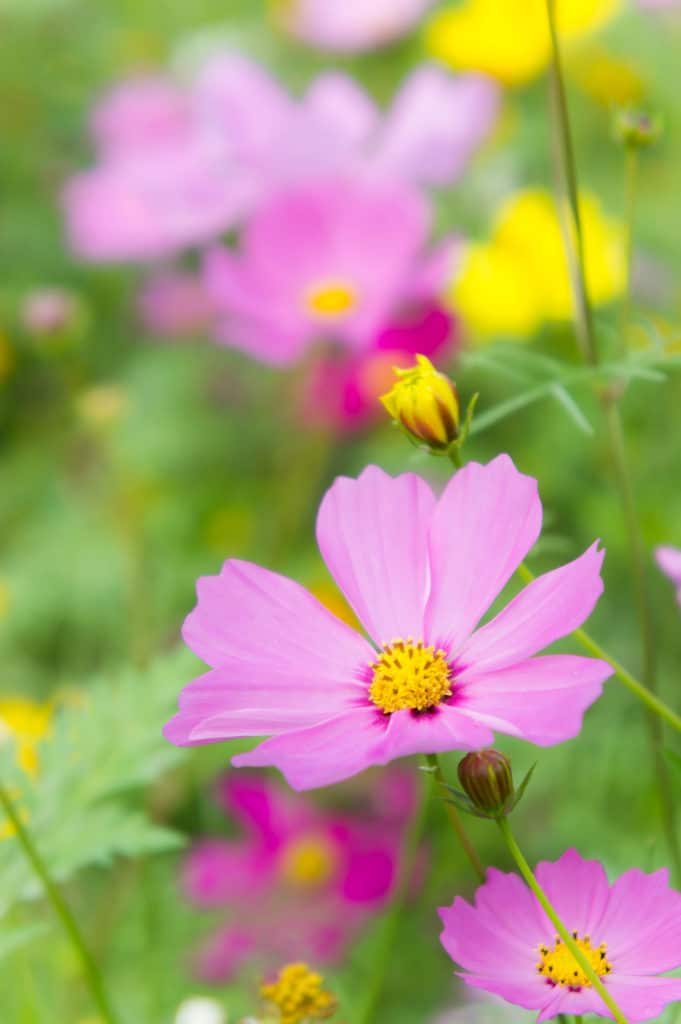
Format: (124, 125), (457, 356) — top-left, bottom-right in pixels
(62, 56), (498, 264)
(165, 456), (611, 790)
(182, 767), (418, 981)
(655, 545), (681, 606)
(276, 0), (437, 52)
(300, 300), (459, 431)
(203, 176), (459, 365)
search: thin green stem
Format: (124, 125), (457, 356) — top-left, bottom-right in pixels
(621, 145), (639, 342)
(497, 816), (629, 1024)
(426, 754), (486, 883)
(358, 761), (433, 1024)
(0, 785), (118, 1024)
(545, 0), (597, 365)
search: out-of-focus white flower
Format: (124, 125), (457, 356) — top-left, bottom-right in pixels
(175, 996), (228, 1024)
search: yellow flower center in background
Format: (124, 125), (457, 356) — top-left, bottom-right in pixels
(0, 697), (52, 777)
(305, 281), (356, 318)
(280, 835), (336, 888)
(369, 639), (452, 715)
(537, 933), (612, 988)
(260, 962), (337, 1024)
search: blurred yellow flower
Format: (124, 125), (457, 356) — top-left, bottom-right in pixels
(567, 46), (644, 108)
(451, 188), (624, 340)
(0, 696), (52, 777)
(424, 0), (621, 86)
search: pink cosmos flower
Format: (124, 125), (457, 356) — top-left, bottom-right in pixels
(182, 768), (416, 980)
(276, 0), (437, 52)
(203, 176), (457, 365)
(137, 271), (215, 338)
(63, 58), (498, 265)
(164, 456), (612, 790)
(655, 545), (681, 607)
(440, 848), (681, 1023)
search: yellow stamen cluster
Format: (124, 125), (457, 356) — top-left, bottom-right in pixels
(260, 963), (337, 1024)
(306, 281), (356, 318)
(537, 932), (612, 988)
(279, 835), (336, 888)
(369, 638), (452, 715)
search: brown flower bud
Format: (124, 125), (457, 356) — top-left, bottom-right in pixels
(458, 749), (514, 816)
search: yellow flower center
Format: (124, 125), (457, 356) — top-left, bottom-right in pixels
(305, 281), (356, 318)
(260, 962), (337, 1024)
(369, 638), (452, 715)
(280, 835), (336, 888)
(537, 932), (612, 988)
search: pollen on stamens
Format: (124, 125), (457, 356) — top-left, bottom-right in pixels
(369, 637), (452, 714)
(536, 931), (612, 990)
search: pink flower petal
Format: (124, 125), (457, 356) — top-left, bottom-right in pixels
(183, 558), (372, 675)
(462, 974), (546, 1013)
(425, 455), (542, 653)
(182, 839), (273, 906)
(456, 655), (611, 745)
(232, 710), (388, 790)
(601, 866), (681, 973)
(440, 894), (535, 976)
(606, 976), (681, 1022)
(473, 868), (548, 950)
(303, 72), (379, 147)
(316, 465), (436, 644)
(458, 543), (605, 673)
(381, 705), (494, 759)
(655, 544), (681, 585)
(534, 848), (610, 939)
(375, 67), (500, 186)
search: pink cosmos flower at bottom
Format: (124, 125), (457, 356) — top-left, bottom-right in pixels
(182, 768), (417, 980)
(164, 455), (612, 790)
(655, 545), (681, 607)
(440, 848), (681, 1023)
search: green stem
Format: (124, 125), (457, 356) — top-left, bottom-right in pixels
(358, 761), (433, 1024)
(517, 562), (681, 734)
(426, 754), (486, 883)
(0, 785), (118, 1024)
(545, 0), (597, 365)
(621, 144), (639, 343)
(575, 1016), (584, 1024)
(497, 816), (629, 1024)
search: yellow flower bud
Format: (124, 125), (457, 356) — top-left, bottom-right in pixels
(380, 354), (459, 452)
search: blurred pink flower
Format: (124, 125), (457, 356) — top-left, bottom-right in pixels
(440, 848), (681, 1022)
(203, 176), (457, 365)
(165, 456), (611, 790)
(137, 271), (215, 338)
(655, 545), (681, 606)
(21, 288), (80, 337)
(62, 58), (498, 264)
(182, 768), (417, 981)
(301, 300), (459, 431)
(276, 0), (437, 52)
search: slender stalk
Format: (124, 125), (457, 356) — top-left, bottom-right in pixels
(426, 754), (486, 883)
(497, 816), (629, 1024)
(621, 144), (639, 342)
(545, 0), (597, 365)
(0, 785), (118, 1024)
(543, 0), (681, 877)
(517, 562), (681, 734)
(358, 761), (433, 1024)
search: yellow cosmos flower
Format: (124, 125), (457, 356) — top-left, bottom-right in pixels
(451, 188), (624, 341)
(424, 0), (622, 86)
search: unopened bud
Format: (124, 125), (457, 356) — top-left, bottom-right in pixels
(458, 750), (514, 817)
(613, 108), (662, 148)
(380, 353), (459, 452)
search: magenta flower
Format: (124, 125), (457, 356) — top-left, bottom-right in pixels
(655, 545), (681, 606)
(440, 848), (681, 1022)
(182, 769), (416, 981)
(276, 0), (437, 52)
(164, 456), (611, 790)
(203, 176), (458, 364)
